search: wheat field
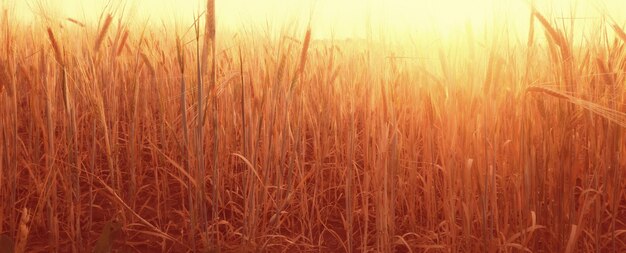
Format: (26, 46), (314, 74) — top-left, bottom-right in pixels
(0, 0), (625, 252)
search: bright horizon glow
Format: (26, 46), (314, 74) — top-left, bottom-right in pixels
(4, 0), (626, 40)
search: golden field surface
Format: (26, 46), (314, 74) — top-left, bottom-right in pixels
(0, 1), (625, 252)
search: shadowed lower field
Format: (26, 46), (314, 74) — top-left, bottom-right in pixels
(0, 3), (625, 253)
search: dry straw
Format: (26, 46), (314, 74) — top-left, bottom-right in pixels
(2, 2), (626, 252)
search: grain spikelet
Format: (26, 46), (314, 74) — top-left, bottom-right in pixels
(176, 36), (185, 73)
(94, 15), (113, 52)
(46, 28), (63, 66)
(611, 23), (626, 44)
(527, 11), (534, 47)
(201, 0), (216, 72)
(66, 18), (85, 27)
(533, 10), (564, 47)
(526, 85), (570, 100)
(595, 57), (614, 85)
(116, 29), (129, 56)
(206, 0), (215, 41)
(298, 27), (311, 74)
(140, 52), (156, 76)
(527, 85), (626, 128)
(533, 9), (575, 90)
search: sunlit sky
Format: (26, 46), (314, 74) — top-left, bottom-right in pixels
(4, 0), (626, 40)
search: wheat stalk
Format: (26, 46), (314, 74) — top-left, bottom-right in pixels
(527, 85), (626, 128)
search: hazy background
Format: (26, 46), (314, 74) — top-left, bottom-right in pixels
(3, 0), (626, 41)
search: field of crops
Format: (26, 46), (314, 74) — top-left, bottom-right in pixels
(0, 1), (625, 252)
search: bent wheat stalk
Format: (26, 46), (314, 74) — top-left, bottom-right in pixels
(526, 85), (626, 128)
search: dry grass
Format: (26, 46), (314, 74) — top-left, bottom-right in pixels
(0, 1), (625, 253)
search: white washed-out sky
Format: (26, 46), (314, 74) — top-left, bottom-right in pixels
(4, 0), (626, 40)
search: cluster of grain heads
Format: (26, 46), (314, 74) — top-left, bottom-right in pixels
(532, 9), (576, 92)
(1, 0), (626, 252)
(522, 8), (626, 252)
